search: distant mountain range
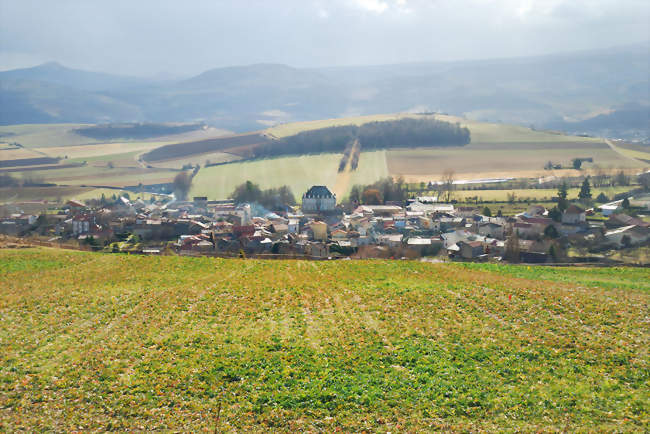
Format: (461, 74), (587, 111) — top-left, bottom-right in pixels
(1, 44), (648, 138)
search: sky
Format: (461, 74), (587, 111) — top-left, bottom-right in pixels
(0, 0), (648, 77)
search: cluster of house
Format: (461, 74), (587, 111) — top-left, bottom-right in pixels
(1, 185), (649, 262)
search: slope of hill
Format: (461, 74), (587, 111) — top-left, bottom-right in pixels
(190, 113), (643, 200)
(1, 44), (648, 132)
(547, 103), (650, 142)
(0, 78), (143, 125)
(0, 62), (148, 92)
(1, 248), (648, 431)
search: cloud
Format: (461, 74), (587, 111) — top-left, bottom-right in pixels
(351, 0), (390, 13)
(347, 0), (414, 14)
(0, 0), (647, 75)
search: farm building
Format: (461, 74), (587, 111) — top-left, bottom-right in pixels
(302, 185), (336, 212)
(604, 225), (650, 247)
(356, 205), (403, 216)
(458, 240), (485, 259)
(478, 222), (505, 240)
(310, 221), (328, 241)
(562, 204), (586, 225)
(599, 201), (622, 217)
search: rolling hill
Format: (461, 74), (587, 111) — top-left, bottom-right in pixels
(191, 113), (645, 200)
(1, 44), (648, 135)
(0, 61), (148, 92)
(1, 112), (643, 201)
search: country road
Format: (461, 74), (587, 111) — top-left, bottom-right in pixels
(604, 138), (649, 165)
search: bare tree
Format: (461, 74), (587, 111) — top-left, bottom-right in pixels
(173, 171), (193, 200)
(592, 165), (606, 187)
(505, 232), (520, 263)
(440, 169), (455, 202)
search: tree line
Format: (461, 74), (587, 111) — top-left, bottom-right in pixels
(75, 123), (204, 140)
(253, 117), (470, 159)
(348, 177), (410, 205)
(230, 181), (296, 212)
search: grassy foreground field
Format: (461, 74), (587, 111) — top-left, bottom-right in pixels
(1, 249), (648, 431)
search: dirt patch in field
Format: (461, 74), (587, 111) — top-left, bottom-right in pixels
(142, 133), (270, 162)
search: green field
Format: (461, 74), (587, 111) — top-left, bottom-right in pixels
(0, 249), (647, 431)
(191, 153), (343, 200)
(191, 151), (390, 201)
(148, 151), (243, 170)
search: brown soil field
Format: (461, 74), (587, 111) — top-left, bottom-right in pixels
(0, 163), (84, 174)
(142, 133), (270, 162)
(0, 157), (60, 168)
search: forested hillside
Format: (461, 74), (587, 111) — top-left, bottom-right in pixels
(254, 117), (470, 158)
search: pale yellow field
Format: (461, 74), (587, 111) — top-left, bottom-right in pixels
(0, 123), (96, 148)
(35, 141), (175, 160)
(0, 147), (45, 160)
(266, 113), (415, 138)
(0, 124), (231, 149)
(386, 141), (642, 182)
(436, 114), (603, 144)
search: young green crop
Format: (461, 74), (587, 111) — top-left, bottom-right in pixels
(1, 249), (648, 431)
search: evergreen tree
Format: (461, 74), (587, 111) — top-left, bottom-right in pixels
(544, 224), (559, 238)
(557, 182), (569, 212)
(549, 244), (557, 262)
(482, 206), (492, 217)
(548, 207), (562, 222)
(578, 177), (592, 201)
(572, 158), (582, 170)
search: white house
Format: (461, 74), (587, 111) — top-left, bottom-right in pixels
(562, 204), (586, 225)
(288, 219), (300, 234)
(302, 186), (336, 212)
(599, 200), (622, 217)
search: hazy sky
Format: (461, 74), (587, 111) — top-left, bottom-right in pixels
(1, 0), (648, 76)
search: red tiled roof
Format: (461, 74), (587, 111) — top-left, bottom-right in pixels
(565, 204), (585, 214)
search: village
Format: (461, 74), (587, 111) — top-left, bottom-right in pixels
(2, 181), (649, 264)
